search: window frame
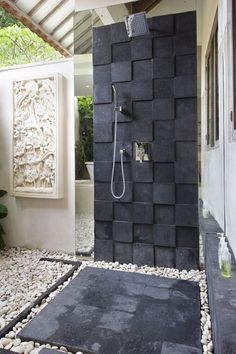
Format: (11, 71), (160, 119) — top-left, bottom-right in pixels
(205, 14), (219, 149)
(232, 0), (236, 140)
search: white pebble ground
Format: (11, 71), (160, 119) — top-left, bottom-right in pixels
(0, 248), (212, 354)
(0, 248), (75, 330)
(75, 213), (94, 254)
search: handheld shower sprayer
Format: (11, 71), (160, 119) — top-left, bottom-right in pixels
(111, 85), (126, 199)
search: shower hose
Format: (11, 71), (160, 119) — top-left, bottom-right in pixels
(111, 85), (126, 199)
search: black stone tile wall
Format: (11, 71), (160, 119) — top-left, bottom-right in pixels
(93, 11), (199, 270)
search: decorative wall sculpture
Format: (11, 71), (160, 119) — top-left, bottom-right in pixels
(11, 74), (63, 198)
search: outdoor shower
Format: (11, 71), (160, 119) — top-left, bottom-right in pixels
(110, 12), (150, 199)
(94, 10), (199, 268)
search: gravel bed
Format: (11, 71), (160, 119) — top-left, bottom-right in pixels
(0, 250), (213, 354)
(0, 248), (76, 331)
(75, 213), (94, 255)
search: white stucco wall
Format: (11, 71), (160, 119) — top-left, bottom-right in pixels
(201, 0), (236, 256)
(200, 0), (225, 229)
(149, 0), (196, 15)
(0, 59), (75, 253)
(221, 0), (236, 256)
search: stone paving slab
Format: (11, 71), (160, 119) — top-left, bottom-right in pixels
(0, 350), (17, 354)
(205, 233), (236, 354)
(19, 267), (201, 354)
(161, 342), (201, 353)
(39, 349), (64, 354)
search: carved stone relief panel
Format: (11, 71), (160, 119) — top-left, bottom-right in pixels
(11, 74), (63, 198)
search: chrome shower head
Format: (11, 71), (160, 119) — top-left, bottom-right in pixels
(124, 12), (149, 38)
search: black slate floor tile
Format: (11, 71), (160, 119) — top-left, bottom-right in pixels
(176, 248), (199, 270)
(133, 101), (153, 121)
(134, 224), (153, 244)
(19, 267), (201, 354)
(93, 26), (111, 65)
(154, 78), (174, 98)
(161, 341), (201, 353)
(111, 61), (131, 83)
(155, 246), (176, 268)
(93, 103), (113, 123)
(94, 83), (112, 104)
(151, 14), (174, 37)
(114, 242), (133, 263)
(95, 221), (112, 240)
(174, 34), (196, 56)
(133, 60), (153, 80)
(153, 98), (174, 120)
(153, 57), (174, 78)
(176, 97), (197, 119)
(175, 11), (196, 35)
(132, 80), (153, 101)
(111, 22), (130, 43)
(153, 37), (174, 57)
(112, 42), (131, 62)
(176, 55), (196, 76)
(113, 221), (133, 242)
(131, 37), (152, 60)
(93, 64), (111, 84)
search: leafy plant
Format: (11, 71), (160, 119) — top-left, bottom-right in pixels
(0, 8), (62, 67)
(77, 96), (93, 178)
(78, 96), (93, 121)
(0, 190), (7, 250)
(0, 25), (62, 67)
(0, 7), (24, 28)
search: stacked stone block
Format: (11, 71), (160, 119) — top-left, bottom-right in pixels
(93, 11), (199, 269)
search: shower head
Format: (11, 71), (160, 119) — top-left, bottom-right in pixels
(124, 12), (149, 38)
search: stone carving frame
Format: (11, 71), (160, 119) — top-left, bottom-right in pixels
(10, 74), (63, 199)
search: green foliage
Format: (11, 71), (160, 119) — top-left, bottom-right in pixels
(0, 8), (62, 68)
(0, 25), (62, 67)
(0, 8), (23, 28)
(78, 96), (93, 121)
(77, 96), (93, 178)
(0, 189), (7, 250)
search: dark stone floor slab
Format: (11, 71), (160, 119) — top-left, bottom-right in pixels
(19, 267), (201, 354)
(205, 233), (236, 354)
(39, 350), (61, 354)
(161, 342), (202, 354)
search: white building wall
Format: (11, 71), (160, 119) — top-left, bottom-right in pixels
(222, 0), (236, 256)
(149, 0), (196, 15)
(201, 0), (236, 256)
(0, 59), (75, 253)
(200, 0), (224, 229)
